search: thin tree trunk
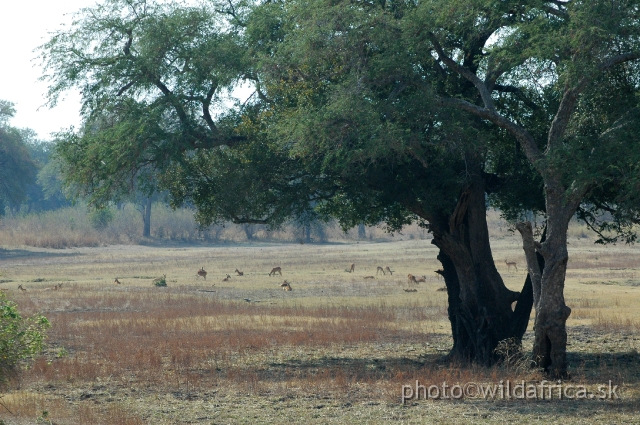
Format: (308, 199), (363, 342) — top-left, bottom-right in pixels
(142, 197), (152, 238)
(520, 179), (577, 378)
(358, 223), (366, 239)
(305, 223), (312, 243)
(531, 190), (573, 377)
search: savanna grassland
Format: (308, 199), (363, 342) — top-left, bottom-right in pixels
(1, 223), (640, 424)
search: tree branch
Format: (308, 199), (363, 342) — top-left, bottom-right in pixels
(428, 32), (496, 112)
(494, 84), (540, 111)
(598, 51), (640, 71)
(516, 221), (542, 311)
(437, 96), (545, 172)
(541, 3), (569, 20)
(116, 80), (136, 96)
(202, 82), (218, 134)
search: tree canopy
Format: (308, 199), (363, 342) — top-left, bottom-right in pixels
(39, 0), (640, 375)
(0, 100), (38, 211)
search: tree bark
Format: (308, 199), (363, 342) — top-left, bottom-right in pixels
(529, 185), (575, 378)
(432, 175), (533, 365)
(142, 197), (152, 238)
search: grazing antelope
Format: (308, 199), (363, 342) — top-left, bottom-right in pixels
(345, 263), (355, 273)
(269, 267), (282, 276)
(404, 288), (417, 293)
(363, 276), (375, 280)
(505, 260), (518, 272)
(152, 274), (166, 285)
(114, 278), (122, 285)
(18, 284), (26, 292)
(384, 266), (393, 276)
(281, 281), (292, 291)
(235, 269), (244, 276)
(197, 267), (207, 280)
(408, 274), (427, 284)
(222, 274), (232, 282)
(376, 266), (385, 275)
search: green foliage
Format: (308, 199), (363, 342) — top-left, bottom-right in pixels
(0, 100), (38, 208)
(0, 292), (50, 385)
(39, 0), (640, 244)
(89, 207), (114, 230)
(153, 277), (167, 287)
(41, 0), (250, 209)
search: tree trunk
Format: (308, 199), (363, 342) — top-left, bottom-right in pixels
(529, 186), (574, 378)
(432, 176), (533, 365)
(242, 224), (255, 241)
(304, 223), (312, 243)
(358, 223), (366, 239)
(142, 197), (152, 238)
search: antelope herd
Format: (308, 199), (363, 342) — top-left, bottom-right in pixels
(4, 258), (462, 297)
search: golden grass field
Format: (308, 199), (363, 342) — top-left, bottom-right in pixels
(1, 225), (640, 424)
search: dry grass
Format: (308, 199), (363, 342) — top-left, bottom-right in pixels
(0, 203), (433, 249)
(0, 219), (639, 423)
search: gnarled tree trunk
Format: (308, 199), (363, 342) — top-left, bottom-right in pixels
(432, 176), (533, 365)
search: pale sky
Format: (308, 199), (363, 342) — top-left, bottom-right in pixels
(1, 1), (97, 140)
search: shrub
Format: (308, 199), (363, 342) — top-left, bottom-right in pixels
(0, 292), (50, 385)
(88, 207), (114, 230)
(153, 276), (167, 287)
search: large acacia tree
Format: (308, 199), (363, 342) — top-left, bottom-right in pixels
(406, 0), (640, 377)
(237, 0), (543, 365)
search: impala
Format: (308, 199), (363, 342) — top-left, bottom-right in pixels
(18, 284), (26, 292)
(384, 266), (393, 276)
(235, 269), (244, 276)
(504, 259), (518, 272)
(269, 267), (282, 276)
(280, 281), (292, 291)
(345, 263), (355, 273)
(222, 274), (232, 282)
(197, 267), (207, 280)
(114, 278), (121, 285)
(376, 266), (385, 275)
(408, 274), (426, 284)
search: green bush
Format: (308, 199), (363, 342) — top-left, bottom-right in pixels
(88, 207), (114, 230)
(0, 292), (50, 385)
(153, 275), (167, 287)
